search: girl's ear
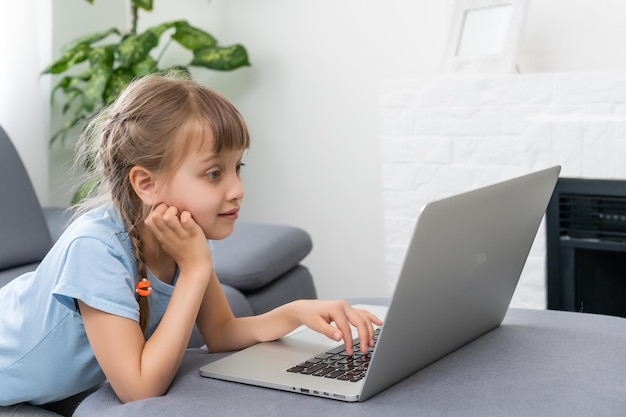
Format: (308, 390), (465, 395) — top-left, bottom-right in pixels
(129, 166), (158, 205)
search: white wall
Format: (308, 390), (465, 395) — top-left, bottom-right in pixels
(198, 0), (449, 299)
(381, 72), (626, 309)
(0, 0), (51, 204)
(6, 0), (626, 300)
(518, 0), (626, 72)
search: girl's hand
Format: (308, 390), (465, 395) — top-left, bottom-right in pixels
(295, 300), (383, 355)
(144, 203), (213, 273)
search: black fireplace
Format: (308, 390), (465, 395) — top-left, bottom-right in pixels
(546, 178), (626, 318)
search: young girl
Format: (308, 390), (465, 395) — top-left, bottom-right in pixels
(0, 75), (382, 408)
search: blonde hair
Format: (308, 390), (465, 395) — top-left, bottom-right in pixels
(75, 73), (250, 333)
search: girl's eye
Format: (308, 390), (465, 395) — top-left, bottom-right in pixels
(206, 170), (221, 180)
(236, 163), (246, 174)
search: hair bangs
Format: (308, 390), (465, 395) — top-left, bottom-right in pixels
(193, 88), (250, 153)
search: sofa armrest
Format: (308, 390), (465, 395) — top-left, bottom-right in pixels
(213, 221), (313, 291)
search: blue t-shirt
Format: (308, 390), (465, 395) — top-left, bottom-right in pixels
(0, 204), (204, 406)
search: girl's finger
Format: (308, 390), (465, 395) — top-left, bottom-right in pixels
(344, 310), (371, 354)
(162, 205), (180, 224)
(331, 312), (356, 355)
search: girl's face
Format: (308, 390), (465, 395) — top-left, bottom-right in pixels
(155, 132), (245, 240)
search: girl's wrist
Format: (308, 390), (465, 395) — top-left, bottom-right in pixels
(283, 299), (308, 327)
(177, 263), (213, 284)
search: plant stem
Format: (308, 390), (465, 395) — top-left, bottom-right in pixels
(130, 3), (138, 35)
(156, 38), (173, 65)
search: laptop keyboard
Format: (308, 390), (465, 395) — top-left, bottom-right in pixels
(286, 328), (381, 382)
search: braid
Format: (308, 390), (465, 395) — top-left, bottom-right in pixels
(129, 226), (150, 334)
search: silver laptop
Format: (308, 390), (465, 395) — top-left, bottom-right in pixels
(199, 166), (561, 402)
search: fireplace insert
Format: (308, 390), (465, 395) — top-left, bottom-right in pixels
(546, 177), (626, 318)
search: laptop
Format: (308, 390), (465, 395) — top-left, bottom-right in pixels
(199, 166), (561, 402)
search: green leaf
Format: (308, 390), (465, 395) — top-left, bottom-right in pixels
(50, 76), (74, 103)
(171, 21), (217, 50)
(191, 44), (251, 71)
(63, 28), (120, 53)
(88, 44), (116, 67)
(50, 107), (88, 146)
(50, 128), (68, 146)
(146, 21), (179, 39)
(62, 89), (83, 114)
(117, 31), (159, 67)
(42, 42), (91, 74)
(103, 68), (136, 104)
(51, 73), (88, 106)
(131, 56), (158, 77)
(72, 177), (101, 206)
(82, 64), (113, 111)
(132, 0), (153, 11)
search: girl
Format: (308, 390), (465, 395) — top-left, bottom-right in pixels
(0, 75), (382, 408)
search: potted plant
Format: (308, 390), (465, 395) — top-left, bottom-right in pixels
(42, 0), (250, 203)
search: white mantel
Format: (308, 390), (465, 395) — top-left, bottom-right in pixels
(380, 72), (626, 309)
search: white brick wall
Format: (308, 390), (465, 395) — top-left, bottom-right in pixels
(381, 72), (626, 309)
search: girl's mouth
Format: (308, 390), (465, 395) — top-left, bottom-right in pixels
(219, 209), (239, 220)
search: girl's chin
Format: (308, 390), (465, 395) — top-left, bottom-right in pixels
(203, 224), (236, 240)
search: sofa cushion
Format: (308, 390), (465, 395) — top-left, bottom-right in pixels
(0, 262), (40, 289)
(244, 265), (316, 315)
(213, 221), (313, 291)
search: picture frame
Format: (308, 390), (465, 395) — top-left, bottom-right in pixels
(441, 0), (528, 74)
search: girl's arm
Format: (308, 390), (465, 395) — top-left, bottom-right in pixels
(196, 274), (383, 356)
(77, 271), (207, 402)
(79, 205), (214, 403)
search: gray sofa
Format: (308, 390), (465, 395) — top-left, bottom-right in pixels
(0, 125), (317, 415)
(74, 307), (626, 417)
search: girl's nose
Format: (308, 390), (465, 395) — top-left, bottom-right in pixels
(227, 174), (244, 201)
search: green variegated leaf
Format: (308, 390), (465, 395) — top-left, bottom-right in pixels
(51, 106), (89, 146)
(71, 177), (102, 205)
(132, 0), (153, 11)
(82, 65), (113, 111)
(63, 28), (120, 52)
(42, 42), (91, 74)
(67, 68), (95, 91)
(145, 21), (179, 39)
(60, 69), (92, 95)
(172, 21), (217, 50)
(50, 128), (68, 146)
(88, 44), (116, 67)
(52, 73), (89, 107)
(118, 31), (159, 67)
(191, 44), (250, 71)
(50, 76), (74, 103)
(62, 89), (82, 114)
(103, 68), (136, 104)
(132, 56), (158, 77)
